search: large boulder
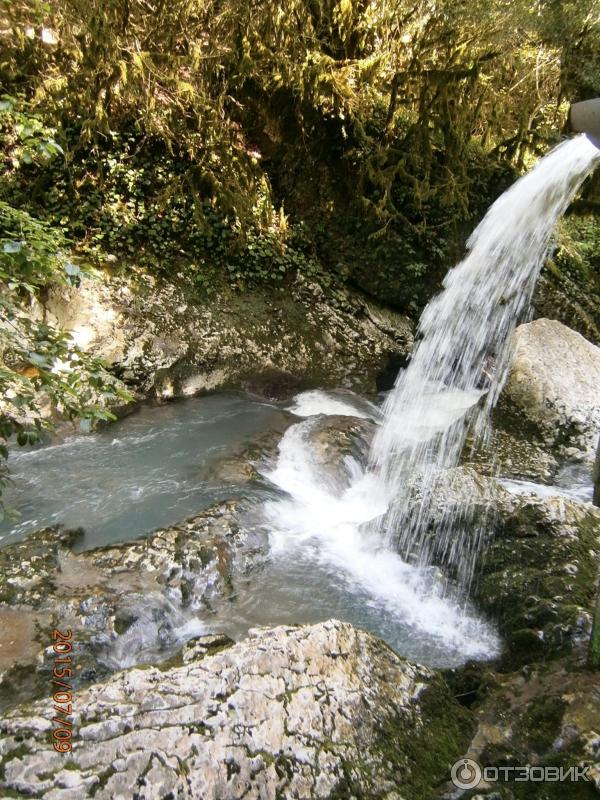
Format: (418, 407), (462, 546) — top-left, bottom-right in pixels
(401, 467), (600, 667)
(0, 620), (474, 800)
(475, 490), (600, 668)
(499, 318), (600, 460)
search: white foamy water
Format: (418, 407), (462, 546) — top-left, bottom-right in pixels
(101, 594), (208, 670)
(499, 478), (593, 504)
(369, 135), (600, 584)
(261, 419), (500, 661)
(289, 389), (379, 420)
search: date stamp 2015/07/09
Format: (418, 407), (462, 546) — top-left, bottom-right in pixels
(51, 628), (74, 752)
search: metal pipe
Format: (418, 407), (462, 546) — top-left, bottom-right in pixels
(570, 98), (600, 147)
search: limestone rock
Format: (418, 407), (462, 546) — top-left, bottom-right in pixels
(402, 467), (600, 666)
(466, 424), (560, 483)
(0, 501), (266, 712)
(299, 414), (374, 481)
(475, 490), (600, 667)
(500, 319), (600, 460)
(44, 271), (413, 403)
(0, 620), (473, 800)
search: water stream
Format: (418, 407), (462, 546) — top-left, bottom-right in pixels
(368, 134), (600, 586)
(0, 394), (282, 549)
(2, 135), (598, 671)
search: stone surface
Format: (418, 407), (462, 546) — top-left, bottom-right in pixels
(444, 656), (600, 799)
(500, 318), (600, 460)
(0, 501), (265, 712)
(297, 413), (374, 481)
(465, 424), (560, 483)
(403, 466), (600, 666)
(44, 270), (413, 402)
(475, 490), (600, 668)
(0, 620), (473, 800)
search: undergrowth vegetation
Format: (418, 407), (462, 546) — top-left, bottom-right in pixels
(1, 0), (598, 300)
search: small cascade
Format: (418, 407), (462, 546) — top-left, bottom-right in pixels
(369, 134), (600, 586)
(259, 411), (500, 663)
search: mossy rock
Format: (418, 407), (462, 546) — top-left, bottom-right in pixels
(473, 497), (600, 669)
(459, 658), (600, 800)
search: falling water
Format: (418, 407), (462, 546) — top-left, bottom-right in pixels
(370, 134), (600, 586)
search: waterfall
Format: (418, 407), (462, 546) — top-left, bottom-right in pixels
(258, 135), (597, 659)
(369, 134), (600, 586)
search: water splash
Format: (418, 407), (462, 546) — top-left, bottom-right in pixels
(288, 389), (380, 420)
(370, 135), (600, 585)
(261, 416), (500, 663)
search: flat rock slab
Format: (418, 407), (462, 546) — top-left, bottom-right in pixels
(0, 620), (473, 800)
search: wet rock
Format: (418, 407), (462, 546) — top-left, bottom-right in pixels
(403, 467), (600, 667)
(474, 490), (600, 668)
(500, 318), (600, 460)
(0, 501), (265, 712)
(399, 467), (510, 584)
(0, 620), (474, 800)
(0, 527), (84, 608)
(198, 410), (296, 485)
(449, 656), (600, 797)
(241, 367), (306, 400)
(301, 414), (374, 474)
(44, 271), (413, 403)
(203, 409), (374, 492)
(466, 424), (559, 483)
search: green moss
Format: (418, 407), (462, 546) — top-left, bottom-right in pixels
(525, 696), (567, 753)
(473, 503), (600, 669)
(328, 675), (476, 800)
(381, 676), (476, 799)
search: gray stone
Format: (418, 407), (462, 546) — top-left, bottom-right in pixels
(0, 620), (473, 800)
(500, 319), (600, 460)
(475, 486), (600, 666)
(43, 271), (413, 402)
(401, 466), (600, 665)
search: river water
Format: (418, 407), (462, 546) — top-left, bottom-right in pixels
(0, 388), (503, 667)
(0, 394), (282, 550)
